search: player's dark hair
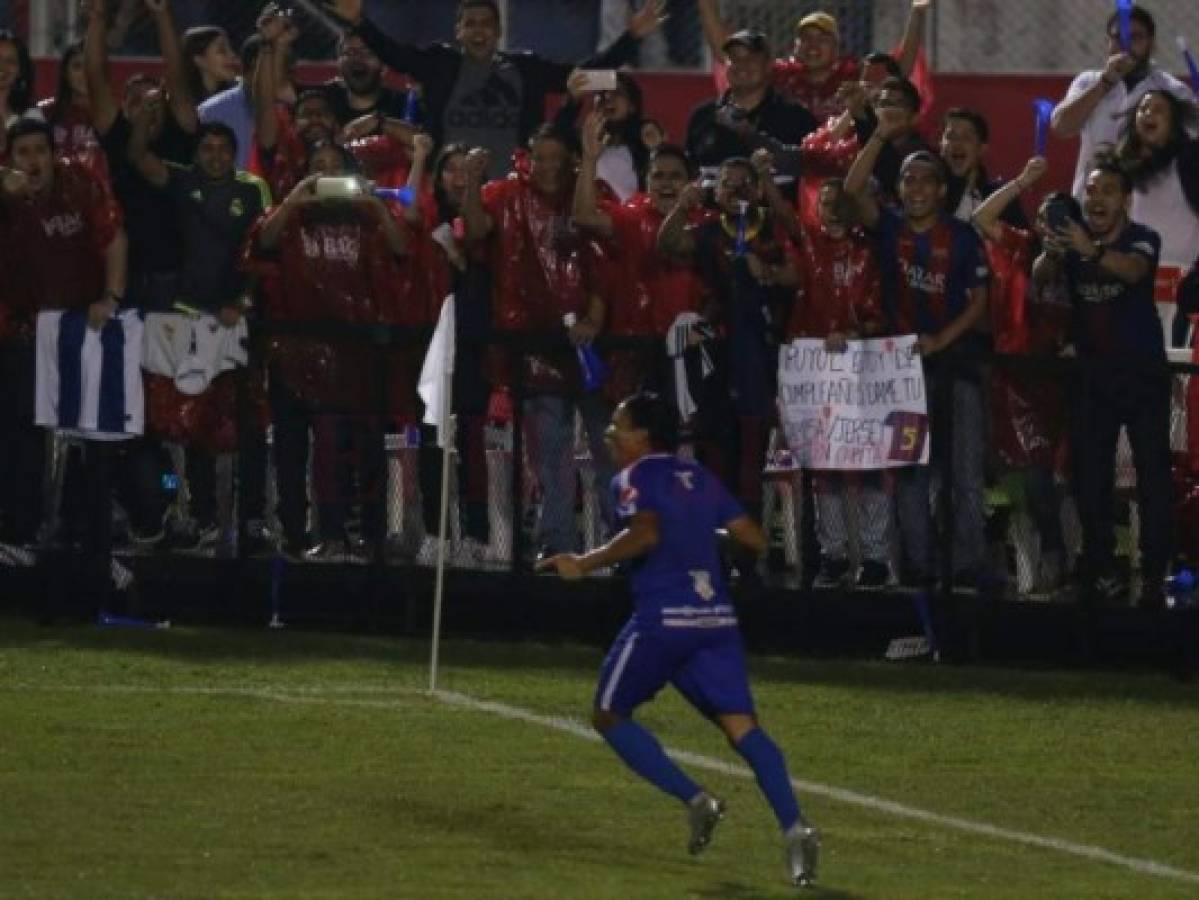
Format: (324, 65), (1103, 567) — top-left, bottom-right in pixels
(861, 51), (902, 79)
(457, 1), (501, 25)
(1106, 5), (1155, 39)
(0, 30), (34, 115)
(900, 150), (948, 185)
(719, 156), (759, 187)
(622, 392), (680, 452)
(1087, 152), (1133, 194)
(195, 121), (239, 155)
(879, 76), (921, 113)
(943, 108), (990, 144)
(528, 122), (580, 157)
(6, 115), (54, 151)
(649, 143), (694, 179)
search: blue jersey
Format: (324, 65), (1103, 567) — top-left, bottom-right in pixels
(1064, 221), (1163, 359)
(612, 454), (745, 631)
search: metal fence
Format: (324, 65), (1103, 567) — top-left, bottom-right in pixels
(15, 0), (1199, 74)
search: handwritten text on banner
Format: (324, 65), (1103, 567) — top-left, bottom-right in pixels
(777, 335), (929, 470)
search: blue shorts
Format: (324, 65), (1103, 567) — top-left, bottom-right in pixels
(593, 618), (756, 718)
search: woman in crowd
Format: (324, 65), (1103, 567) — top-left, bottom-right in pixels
(1116, 90), (1199, 345)
(0, 29), (34, 159)
(36, 41), (99, 161)
(181, 25), (241, 104)
(556, 70), (650, 202)
(403, 136), (495, 564)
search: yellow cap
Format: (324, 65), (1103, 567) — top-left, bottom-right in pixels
(796, 12), (839, 39)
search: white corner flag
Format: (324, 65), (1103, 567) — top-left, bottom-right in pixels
(418, 295), (456, 448)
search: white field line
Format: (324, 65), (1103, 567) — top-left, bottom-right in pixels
(7, 681), (1199, 886)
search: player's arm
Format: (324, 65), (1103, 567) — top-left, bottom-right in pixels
(920, 284), (987, 356)
(696, 0), (733, 62)
(895, 0), (931, 78)
(83, 0), (119, 135)
(972, 156), (1046, 242)
(573, 111), (614, 238)
(146, 0), (197, 133)
(725, 515), (767, 558)
(537, 511), (660, 580)
(127, 94), (171, 187)
(1056, 218), (1153, 285)
(461, 149), (495, 243)
(656, 183), (701, 259)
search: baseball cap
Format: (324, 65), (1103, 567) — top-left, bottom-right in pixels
(722, 29), (771, 56)
(796, 12), (839, 39)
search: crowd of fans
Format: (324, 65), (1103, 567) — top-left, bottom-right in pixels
(1, 0), (1198, 612)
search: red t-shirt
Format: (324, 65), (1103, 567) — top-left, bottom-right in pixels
(786, 223), (882, 339)
(2, 160), (122, 336)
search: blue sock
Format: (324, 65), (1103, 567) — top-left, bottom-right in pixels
(602, 719), (701, 803)
(735, 728), (801, 831)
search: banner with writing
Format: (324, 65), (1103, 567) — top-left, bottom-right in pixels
(777, 335), (929, 470)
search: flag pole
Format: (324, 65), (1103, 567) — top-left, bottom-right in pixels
(425, 297), (457, 694)
(428, 402), (454, 693)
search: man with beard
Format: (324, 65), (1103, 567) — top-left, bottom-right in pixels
(939, 108), (1028, 228)
(323, 31), (410, 127)
(846, 123), (990, 597)
(463, 125), (616, 557)
(253, 23), (417, 203)
(685, 30), (817, 182)
(573, 112), (710, 402)
(697, 0), (930, 122)
(658, 157), (799, 520)
(1033, 159), (1171, 609)
(1051, 3), (1194, 200)
(322, 0), (667, 180)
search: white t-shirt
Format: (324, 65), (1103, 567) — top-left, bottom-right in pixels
(1132, 158), (1199, 268)
(1057, 65), (1195, 199)
(597, 145), (639, 203)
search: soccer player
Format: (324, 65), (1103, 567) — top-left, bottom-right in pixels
(537, 391), (820, 888)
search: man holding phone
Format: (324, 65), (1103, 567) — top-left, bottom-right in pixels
(322, 0), (667, 180)
(685, 30), (818, 182)
(1033, 159), (1172, 609)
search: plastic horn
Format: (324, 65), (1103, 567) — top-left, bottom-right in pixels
(1032, 99), (1054, 157)
(374, 186), (416, 207)
(1178, 36), (1199, 93)
(1116, 0), (1132, 51)
(98, 612), (171, 629)
(735, 200), (749, 257)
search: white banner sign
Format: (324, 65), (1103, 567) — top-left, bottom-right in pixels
(777, 335), (929, 470)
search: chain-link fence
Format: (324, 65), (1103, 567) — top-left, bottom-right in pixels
(17, 0), (1199, 74)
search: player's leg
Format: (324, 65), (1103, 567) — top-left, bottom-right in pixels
(593, 623), (704, 805)
(675, 634), (820, 885)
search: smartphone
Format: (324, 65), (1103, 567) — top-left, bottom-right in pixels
(576, 69), (618, 93)
(1044, 195), (1078, 232)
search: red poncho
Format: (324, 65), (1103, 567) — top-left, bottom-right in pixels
(482, 174), (593, 392)
(786, 222), (882, 340)
(1, 160), (122, 340)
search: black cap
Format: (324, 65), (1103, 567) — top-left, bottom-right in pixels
(722, 29), (770, 56)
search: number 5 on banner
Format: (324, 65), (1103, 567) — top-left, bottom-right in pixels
(884, 410), (929, 463)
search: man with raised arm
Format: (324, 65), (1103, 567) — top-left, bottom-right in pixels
(845, 119), (990, 593)
(1050, 3), (1194, 200)
(323, 0), (666, 180)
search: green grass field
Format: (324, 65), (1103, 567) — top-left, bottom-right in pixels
(1, 615), (1197, 899)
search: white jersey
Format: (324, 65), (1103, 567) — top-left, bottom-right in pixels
(35, 309), (144, 440)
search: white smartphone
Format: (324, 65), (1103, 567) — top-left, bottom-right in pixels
(576, 69), (618, 93)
